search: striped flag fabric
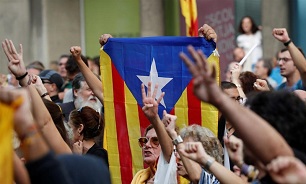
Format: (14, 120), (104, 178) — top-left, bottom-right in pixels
(100, 37), (219, 184)
(180, 0), (199, 36)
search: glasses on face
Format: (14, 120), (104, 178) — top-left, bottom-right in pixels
(278, 58), (292, 63)
(231, 96), (243, 103)
(58, 63), (65, 66)
(138, 136), (159, 148)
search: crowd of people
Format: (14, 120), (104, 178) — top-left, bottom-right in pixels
(1, 15), (306, 184)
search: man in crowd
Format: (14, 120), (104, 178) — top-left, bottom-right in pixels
(39, 69), (64, 103)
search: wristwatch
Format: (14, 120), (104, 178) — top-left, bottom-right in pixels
(172, 135), (183, 146)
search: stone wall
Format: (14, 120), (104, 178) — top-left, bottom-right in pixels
(0, 0), (81, 74)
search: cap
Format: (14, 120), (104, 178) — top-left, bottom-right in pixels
(39, 70), (64, 90)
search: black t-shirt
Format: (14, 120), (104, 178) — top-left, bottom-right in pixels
(87, 143), (109, 167)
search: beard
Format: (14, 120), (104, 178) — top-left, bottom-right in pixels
(74, 95), (103, 114)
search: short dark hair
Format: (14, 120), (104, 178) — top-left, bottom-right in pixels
(59, 54), (70, 60)
(220, 81), (237, 91)
(280, 47), (305, 58)
(246, 91), (306, 153)
(65, 55), (88, 76)
(239, 71), (258, 95)
(238, 16), (259, 34)
(26, 61), (45, 72)
(72, 73), (86, 99)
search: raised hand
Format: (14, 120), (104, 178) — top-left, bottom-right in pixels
(198, 24), (217, 43)
(180, 45), (221, 105)
(267, 156), (306, 184)
(179, 142), (209, 164)
(230, 63), (242, 85)
(162, 110), (177, 139)
(1, 39), (27, 77)
(70, 46), (82, 60)
(272, 28), (290, 43)
(224, 135), (244, 167)
(99, 34), (113, 47)
(253, 79), (270, 91)
(141, 82), (164, 120)
(30, 75), (48, 96)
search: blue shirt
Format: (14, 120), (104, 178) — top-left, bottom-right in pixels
(270, 67), (284, 86)
(277, 79), (305, 91)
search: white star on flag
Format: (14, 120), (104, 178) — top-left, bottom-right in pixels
(137, 58), (173, 108)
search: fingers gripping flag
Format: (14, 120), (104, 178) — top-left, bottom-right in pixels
(100, 37), (219, 184)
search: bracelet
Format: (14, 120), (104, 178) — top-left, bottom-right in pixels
(41, 92), (49, 98)
(240, 163), (259, 182)
(172, 135), (183, 146)
(203, 157), (215, 171)
(16, 72), (28, 80)
(284, 40), (292, 47)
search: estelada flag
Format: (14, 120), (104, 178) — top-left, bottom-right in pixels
(100, 37), (219, 184)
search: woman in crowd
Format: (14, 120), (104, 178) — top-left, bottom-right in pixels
(131, 124), (162, 183)
(237, 16), (263, 72)
(69, 106), (109, 166)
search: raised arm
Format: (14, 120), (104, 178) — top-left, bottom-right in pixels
(2, 39), (30, 87)
(230, 63), (246, 98)
(164, 113), (202, 183)
(179, 142), (246, 184)
(27, 84), (71, 154)
(198, 24), (217, 43)
(273, 28), (306, 86)
(99, 34), (113, 48)
(2, 39), (71, 154)
(0, 88), (73, 184)
(180, 45), (293, 164)
(0, 89), (49, 162)
(70, 46), (104, 104)
(141, 82), (173, 162)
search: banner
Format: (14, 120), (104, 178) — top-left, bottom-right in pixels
(101, 37), (219, 184)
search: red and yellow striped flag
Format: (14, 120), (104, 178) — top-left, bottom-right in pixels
(180, 0), (199, 36)
(101, 37), (219, 184)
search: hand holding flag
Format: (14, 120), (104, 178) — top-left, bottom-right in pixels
(198, 24), (218, 43)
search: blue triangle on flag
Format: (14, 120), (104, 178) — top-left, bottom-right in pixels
(103, 36), (215, 116)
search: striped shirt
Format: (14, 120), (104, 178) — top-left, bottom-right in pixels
(198, 169), (219, 184)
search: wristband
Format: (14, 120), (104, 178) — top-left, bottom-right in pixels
(203, 157), (215, 171)
(284, 40), (292, 47)
(41, 92), (49, 98)
(172, 135), (183, 146)
(16, 72), (28, 80)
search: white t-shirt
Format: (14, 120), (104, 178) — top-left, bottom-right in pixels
(237, 31), (263, 72)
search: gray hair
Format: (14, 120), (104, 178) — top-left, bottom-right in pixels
(180, 124), (223, 164)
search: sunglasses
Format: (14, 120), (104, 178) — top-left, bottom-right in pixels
(138, 136), (159, 148)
